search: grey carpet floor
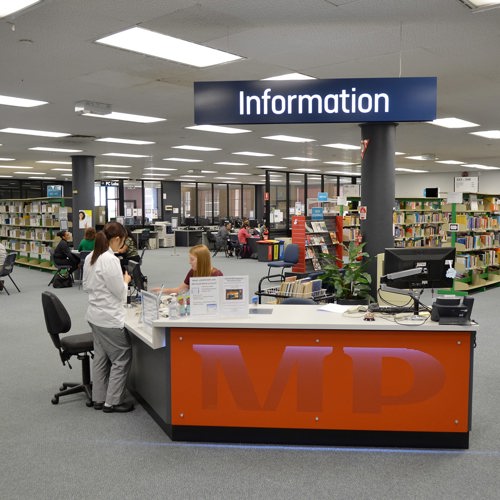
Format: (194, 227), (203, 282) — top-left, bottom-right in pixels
(1, 247), (500, 499)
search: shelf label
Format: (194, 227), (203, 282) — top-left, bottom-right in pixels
(448, 223), (459, 232)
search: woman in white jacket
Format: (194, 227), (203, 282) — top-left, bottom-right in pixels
(83, 222), (133, 413)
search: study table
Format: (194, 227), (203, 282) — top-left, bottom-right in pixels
(125, 305), (477, 449)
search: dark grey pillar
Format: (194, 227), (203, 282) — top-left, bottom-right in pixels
(359, 123), (397, 296)
(71, 155), (95, 246)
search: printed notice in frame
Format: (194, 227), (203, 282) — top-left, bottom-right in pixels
(220, 275), (249, 318)
(190, 277), (220, 317)
(141, 290), (160, 332)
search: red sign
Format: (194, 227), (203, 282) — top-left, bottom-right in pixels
(359, 205), (367, 220)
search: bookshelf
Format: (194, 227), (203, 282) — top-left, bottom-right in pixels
(0, 197), (72, 271)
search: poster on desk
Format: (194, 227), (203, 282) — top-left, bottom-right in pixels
(190, 276), (249, 318)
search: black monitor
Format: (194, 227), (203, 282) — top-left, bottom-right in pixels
(184, 217), (196, 227)
(248, 219), (258, 229)
(383, 247), (456, 289)
(127, 261), (146, 296)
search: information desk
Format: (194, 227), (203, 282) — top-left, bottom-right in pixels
(125, 306), (476, 449)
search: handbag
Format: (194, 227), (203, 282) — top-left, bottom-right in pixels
(53, 270), (72, 288)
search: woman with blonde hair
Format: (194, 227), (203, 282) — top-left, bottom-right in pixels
(157, 244), (223, 295)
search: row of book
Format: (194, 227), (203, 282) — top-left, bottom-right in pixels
(454, 214), (500, 230)
(456, 234), (499, 250)
(393, 226), (444, 238)
(275, 276), (324, 302)
(456, 251), (498, 270)
(306, 221), (329, 233)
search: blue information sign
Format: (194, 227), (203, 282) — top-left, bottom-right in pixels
(311, 207), (324, 221)
(318, 192), (328, 202)
(194, 77), (437, 125)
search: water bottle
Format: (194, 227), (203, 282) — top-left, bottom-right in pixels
(168, 293), (180, 320)
(251, 295), (259, 307)
(179, 293), (186, 317)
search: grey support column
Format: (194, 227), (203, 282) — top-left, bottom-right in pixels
(71, 155), (95, 246)
(359, 123), (397, 296)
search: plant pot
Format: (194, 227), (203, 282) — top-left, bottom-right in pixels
(336, 297), (369, 306)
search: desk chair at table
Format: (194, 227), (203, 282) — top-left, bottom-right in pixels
(41, 291), (94, 407)
(0, 253), (21, 294)
(138, 229), (151, 249)
(266, 243), (299, 281)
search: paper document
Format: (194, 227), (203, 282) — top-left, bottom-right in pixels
(317, 303), (352, 313)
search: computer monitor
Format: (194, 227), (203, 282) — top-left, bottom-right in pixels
(248, 219), (258, 229)
(127, 261), (146, 296)
(184, 217), (196, 227)
(383, 247), (456, 290)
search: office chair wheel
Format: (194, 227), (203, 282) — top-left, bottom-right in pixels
(51, 396), (59, 405)
(59, 385), (66, 391)
(85, 400), (93, 407)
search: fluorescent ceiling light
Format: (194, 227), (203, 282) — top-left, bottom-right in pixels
(180, 175), (205, 178)
(103, 175), (130, 179)
(322, 143), (360, 150)
(82, 111), (165, 123)
(0, 127), (70, 138)
(15, 171), (45, 175)
(290, 180), (303, 184)
(461, 0), (500, 10)
(0, 1), (41, 18)
(186, 125), (251, 134)
(36, 161), (72, 165)
(262, 73), (315, 81)
(214, 177), (237, 180)
(470, 130), (500, 139)
(102, 152), (150, 158)
(255, 165), (287, 169)
(429, 117), (479, 128)
(395, 152), (406, 156)
(232, 151), (274, 157)
(30, 147), (81, 153)
(100, 170), (133, 174)
(29, 176), (56, 180)
(324, 161), (359, 166)
(405, 155), (431, 161)
(0, 165), (32, 169)
(435, 160), (464, 165)
(61, 174), (72, 177)
(96, 164), (132, 168)
(145, 167), (177, 171)
(283, 157), (318, 162)
(395, 168), (429, 173)
(214, 162), (248, 166)
(96, 137), (155, 145)
(262, 135), (315, 143)
(0, 175), (13, 178)
(293, 168), (321, 172)
(0, 94), (47, 107)
(463, 163), (500, 170)
(172, 145), (221, 151)
(96, 26), (242, 68)
(227, 172), (252, 176)
(325, 170), (361, 176)
(50, 168), (72, 172)
(200, 170), (217, 174)
(163, 157), (202, 163)
(0, 157), (15, 161)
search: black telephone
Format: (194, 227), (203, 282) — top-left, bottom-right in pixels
(431, 296), (474, 325)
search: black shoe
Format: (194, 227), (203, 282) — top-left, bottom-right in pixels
(103, 402), (134, 413)
(93, 401), (104, 410)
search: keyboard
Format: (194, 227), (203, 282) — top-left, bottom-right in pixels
(368, 305), (416, 314)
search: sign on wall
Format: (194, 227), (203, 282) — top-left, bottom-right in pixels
(194, 77), (437, 125)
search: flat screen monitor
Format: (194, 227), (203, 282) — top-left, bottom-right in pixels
(184, 217), (196, 227)
(383, 247), (456, 289)
(127, 261), (146, 294)
(248, 219), (258, 229)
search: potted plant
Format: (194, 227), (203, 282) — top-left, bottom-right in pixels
(320, 241), (374, 304)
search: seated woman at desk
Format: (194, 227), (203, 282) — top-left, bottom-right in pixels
(117, 229), (140, 267)
(237, 220), (252, 258)
(78, 227), (96, 251)
(54, 230), (80, 274)
(156, 244), (223, 295)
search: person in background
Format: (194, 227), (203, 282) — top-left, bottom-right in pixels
(238, 220), (252, 258)
(156, 244), (223, 295)
(0, 241), (7, 268)
(117, 228), (140, 267)
(53, 230), (80, 274)
(78, 227), (96, 251)
(216, 221), (234, 257)
(82, 221), (133, 413)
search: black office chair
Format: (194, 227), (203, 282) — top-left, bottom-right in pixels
(280, 297), (316, 305)
(138, 229), (151, 249)
(47, 247), (73, 286)
(267, 243), (299, 280)
(205, 230), (217, 251)
(41, 291), (94, 406)
(0, 252), (21, 295)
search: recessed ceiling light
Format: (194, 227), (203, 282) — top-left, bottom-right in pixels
(0, 157), (15, 161)
(395, 168), (429, 173)
(324, 170), (361, 176)
(180, 175), (205, 178)
(0, 1), (41, 19)
(227, 172), (252, 176)
(214, 162), (248, 166)
(50, 168), (72, 172)
(470, 130), (500, 139)
(293, 168), (321, 172)
(97, 27), (243, 68)
(232, 151), (274, 157)
(395, 152), (406, 156)
(145, 167), (177, 171)
(29, 176), (57, 180)
(102, 152), (150, 158)
(324, 161), (359, 166)
(463, 163), (500, 170)
(96, 164), (132, 168)
(186, 125), (251, 134)
(262, 135), (315, 143)
(172, 145), (221, 151)
(405, 155), (433, 161)
(214, 177), (237, 180)
(0, 127), (70, 138)
(0, 175), (13, 178)
(61, 174), (73, 177)
(30, 147), (82, 153)
(99, 170), (133, 174)
(163, 157), (202, 163)
(36, 160), (72, 165)
(283, 157), (318, 162)
(82, 111), (165, 123)
(15, 171), (45, 175)
(255, 165), (287, 169)
(322, 143), (360, 150)
(428, 117), (479, 128)
(0, 165), (32, 169)
(435, 160), (464, 165)
(0, 93), (47, 107)
(200, 170), (217, 174)
(96, 137), (155, 145)
(262, 73), (315, 81)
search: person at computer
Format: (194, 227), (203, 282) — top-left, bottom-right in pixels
(117, 228), (140, 267)
(216, 221), (234, 257)
(237, 220), (252, 258)
(82, 221), (134, 413)
(155, 244), (223, 295)
(78, 227), (96, 251)
(54, 230), (80, 274)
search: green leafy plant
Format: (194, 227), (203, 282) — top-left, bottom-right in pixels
(320, 241), (374, 302)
